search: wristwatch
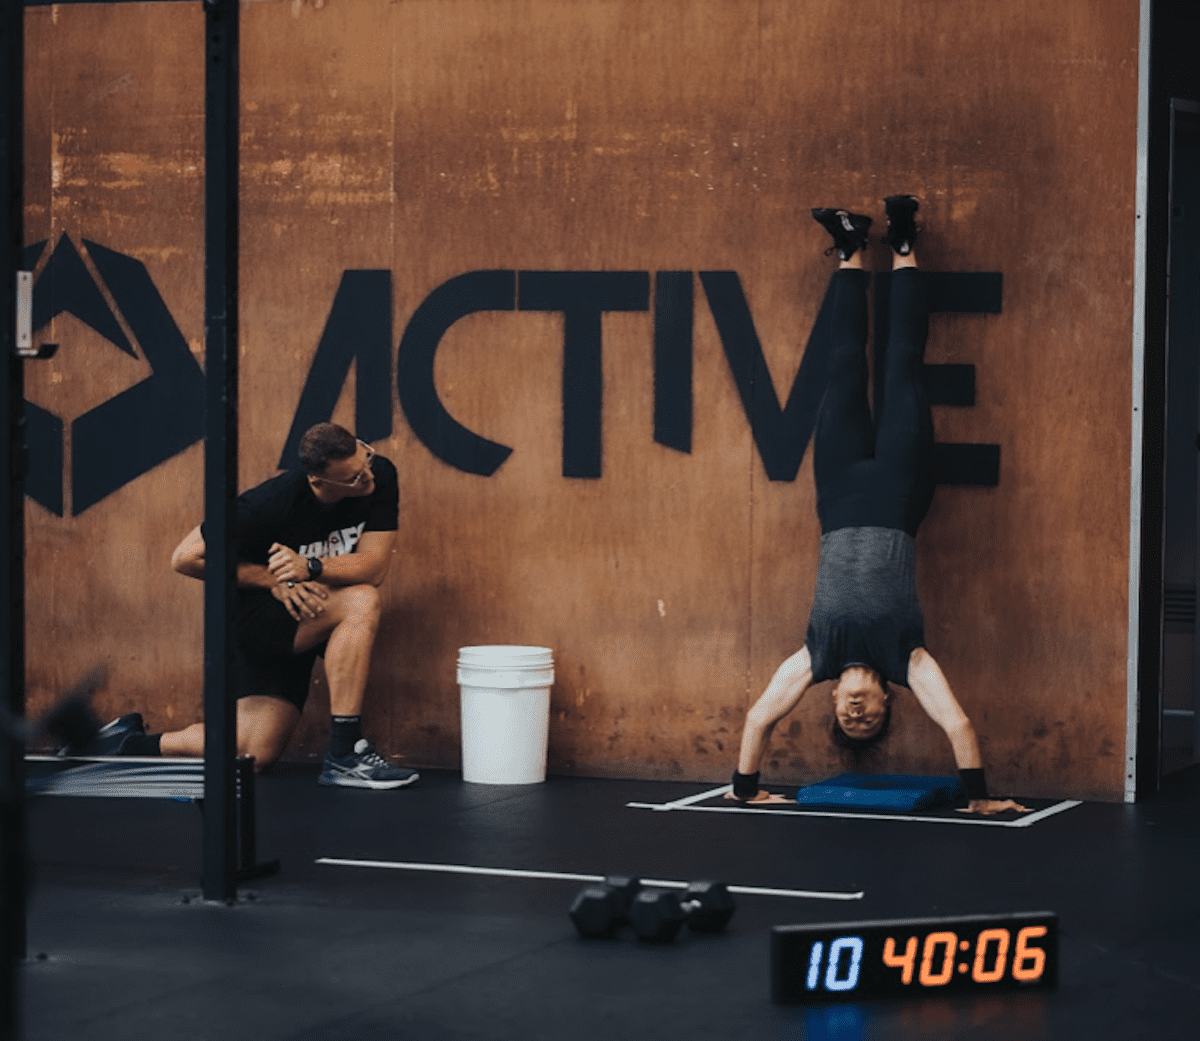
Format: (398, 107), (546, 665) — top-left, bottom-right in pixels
(307, 556), (324, 580)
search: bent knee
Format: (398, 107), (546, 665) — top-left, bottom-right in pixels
(339, 583), (380, 621)
(236, 696), (299, 768)
(238, 737), (286, 770)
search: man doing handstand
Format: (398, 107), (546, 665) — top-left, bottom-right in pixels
(728, 197), (1023, 815)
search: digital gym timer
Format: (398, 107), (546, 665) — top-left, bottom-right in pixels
(771, 912), (1057, 1004)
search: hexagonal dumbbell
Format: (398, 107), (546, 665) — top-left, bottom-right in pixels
(568, 875), (643, 938)
(629, 880), (736, 943)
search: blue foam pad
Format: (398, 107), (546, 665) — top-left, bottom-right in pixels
(795, 773), (965, 810)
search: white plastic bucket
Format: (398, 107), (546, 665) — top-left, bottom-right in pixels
(457, 646), (554, 784)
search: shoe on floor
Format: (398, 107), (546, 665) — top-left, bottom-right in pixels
(318, 739), (419, 789)
(58, 712), (145, 756)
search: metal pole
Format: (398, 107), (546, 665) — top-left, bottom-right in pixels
(202, 0), (239, 902)
(0, 0), (27, 1035)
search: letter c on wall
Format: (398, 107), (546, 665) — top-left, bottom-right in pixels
(397, 270), (517, 476)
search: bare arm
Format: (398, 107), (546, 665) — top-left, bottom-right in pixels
(906, 647), (1027, 815)
(170, 524), (328, 619)
(906, 648), (980, 767)
(265, 530), (396, 588)
(724, 647), (813, 804)
(172, 525), (311, 588)
(171, 526), (207, 580)
(175, 525), (395, 590)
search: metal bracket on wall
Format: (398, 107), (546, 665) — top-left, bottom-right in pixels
(13, 272), (56, 359)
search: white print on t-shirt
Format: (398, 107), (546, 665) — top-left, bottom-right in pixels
(300, 523), (366, 560)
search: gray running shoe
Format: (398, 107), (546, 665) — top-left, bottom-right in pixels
(318, 739), (419, 789)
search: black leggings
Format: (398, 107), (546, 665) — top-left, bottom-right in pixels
(814, 267), (934, 537)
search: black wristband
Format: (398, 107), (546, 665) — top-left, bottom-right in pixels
(959, 768), (988, 801)
(307, 555), (323, 579)
(732, 771), (760, 800)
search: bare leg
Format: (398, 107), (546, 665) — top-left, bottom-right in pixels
(160, 585), (380, 770)
(293, 584), (381, 717)
(158, 695), (301, 771)
(236, 697), (302, 765)
(159, 724), (204, 759)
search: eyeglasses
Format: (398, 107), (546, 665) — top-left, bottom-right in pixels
(317, 440), (376, 488)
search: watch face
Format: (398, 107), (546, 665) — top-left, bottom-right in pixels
(772, 912), (1057, 1004)
(307, 556), (322, 578)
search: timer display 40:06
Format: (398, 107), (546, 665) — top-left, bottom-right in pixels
(771, 912), (1057, 1004)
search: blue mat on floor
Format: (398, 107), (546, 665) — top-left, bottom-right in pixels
(795, 773), (965, 810)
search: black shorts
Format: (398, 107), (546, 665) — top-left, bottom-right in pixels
(232, 591), (325, 711)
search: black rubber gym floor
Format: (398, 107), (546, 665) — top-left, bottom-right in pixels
(19, 763), (1200, 1040)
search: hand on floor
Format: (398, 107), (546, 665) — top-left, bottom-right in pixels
(959, 798), (1030, 815)
(723, 789), (793, 805)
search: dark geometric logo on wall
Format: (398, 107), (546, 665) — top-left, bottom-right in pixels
(23, 235), (205, 516)
(20, 244), (1002, 514)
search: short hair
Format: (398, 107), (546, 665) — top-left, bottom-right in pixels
(831, 702), (892, 751)
(298, 423), (358, 475)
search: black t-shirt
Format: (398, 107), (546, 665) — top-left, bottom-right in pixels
(203, 455), (399, 589)
(233, 455), (399, 569)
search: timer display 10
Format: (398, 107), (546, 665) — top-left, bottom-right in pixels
(772, 912), (1057, 1004)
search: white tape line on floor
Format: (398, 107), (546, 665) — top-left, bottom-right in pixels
(315, 857), (864, 901)
(625, 798), (1083, 827)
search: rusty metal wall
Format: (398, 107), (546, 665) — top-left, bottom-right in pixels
(23, 1), (206, 736)
(23, 0), (1140, 800)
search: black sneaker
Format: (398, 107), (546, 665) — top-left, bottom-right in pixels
(318, 740), (419, 789)
(58, 712), (144, 756)
(882, 194), (920, 255)
(811, 208), (872, 261)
